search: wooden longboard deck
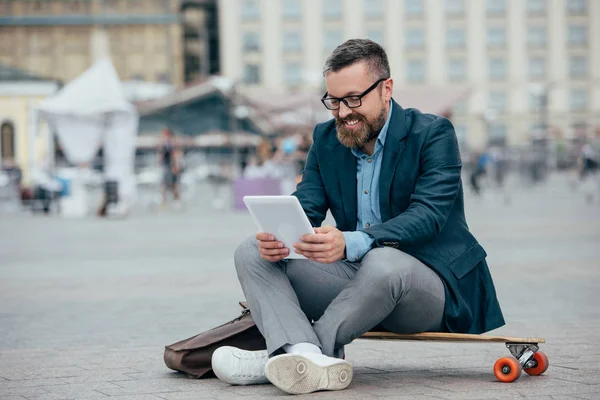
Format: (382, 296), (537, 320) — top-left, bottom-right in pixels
(361, 331), (545, 344)
(238, 302), (545, 345)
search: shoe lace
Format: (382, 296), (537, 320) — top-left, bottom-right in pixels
(235, 351), (267, 379)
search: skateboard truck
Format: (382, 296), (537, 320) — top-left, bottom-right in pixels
(506, 343), (539, 368)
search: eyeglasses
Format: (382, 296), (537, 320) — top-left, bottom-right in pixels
(321, 78), (387, 110)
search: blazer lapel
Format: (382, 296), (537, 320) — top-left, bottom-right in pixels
(379, 100), (408, 222)
(333, 143), (357, 231)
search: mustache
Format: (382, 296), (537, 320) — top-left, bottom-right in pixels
(336, 114), (365, 123)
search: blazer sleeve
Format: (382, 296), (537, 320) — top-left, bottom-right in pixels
(292, 125), (329, 227)
(365, 118), (462, 246)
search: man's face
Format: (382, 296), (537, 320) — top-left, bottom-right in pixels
(324, 61), (393, 149)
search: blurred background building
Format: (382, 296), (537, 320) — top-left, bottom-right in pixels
(1, 0), (599, 208)
(218, 0), (600, 150)
(0, 0), (188, 85)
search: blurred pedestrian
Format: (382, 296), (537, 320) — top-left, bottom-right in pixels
(158, 128), (182, 207)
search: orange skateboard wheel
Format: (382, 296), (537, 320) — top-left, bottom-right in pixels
(494, 356), (522, 382)
(524, 351), (549, 376)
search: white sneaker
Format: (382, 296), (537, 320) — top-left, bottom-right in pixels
(211, 346), (269, 385)
(264, 353), (353, 394)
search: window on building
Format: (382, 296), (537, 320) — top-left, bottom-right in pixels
(157, 73), (170, 83)
(244, 64), (261, 84)
(529, 92), (545, 112)
(0, 121), (15, 160)
(489, 91), (507, 113)
(324, 29), (342, 52)
(25, 0), (49, 13)
(446, 28), (466, 49)
(529, 57), (546, 79)
(243, 31), (261, 52)
(323, 0), (343, 19)
(567, 0), (587, 15)
(486, 0), (505, 16)
(489, 58), (506, 80)
(569, 56), (587, 78)
(364, 0), (384, 19)
(527, 0), (547, 15)
(283, 30), (302, 52)
(241, 0), (260, 21)
(488, 124), (507, 146)
(527, 26), (546, 47)
(282, 0), (302, 20)
(405, 28), (424, 49)
(570, 89), (588, 111)
(61, 0), (91, 13)
(0, 1), (13, 15)
(487, 27), (506, 48)
(405, 0), (424, 18)
(406, 59), (425, 83)
(568, 25), (587, 46)
(447, 58), (466, 82)
(446, 0), (465, 17)
(366, 29), (384, 45)
(285, 63), (303, 86)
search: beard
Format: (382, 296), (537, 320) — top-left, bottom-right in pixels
(335, 107), (388, 149)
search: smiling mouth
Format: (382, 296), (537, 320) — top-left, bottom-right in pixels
(344, 119), (360, 126)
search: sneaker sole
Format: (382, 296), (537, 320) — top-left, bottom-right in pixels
(264, 354), (352, 394)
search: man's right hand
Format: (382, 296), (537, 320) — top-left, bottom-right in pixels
(256, 232), (289, 262)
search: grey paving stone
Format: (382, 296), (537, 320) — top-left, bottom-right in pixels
(517, 384), (600, 397)
(1, 177), (599, 399)
(0, 380), (65, 389)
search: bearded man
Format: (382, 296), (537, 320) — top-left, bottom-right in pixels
(211, 39), (505, 394)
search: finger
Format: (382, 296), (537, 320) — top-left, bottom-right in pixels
(293, 242), (329, 252)
(256, 232), (276, 241)
(261, 247), (289, 257)
(259, 240), (285, 250)
(300, 250), (330, 259)
(300, 233), (329, 243)
(312, 257), (333, 264)
(314, 225), (334, 234)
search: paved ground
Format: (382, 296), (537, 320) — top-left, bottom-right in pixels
(1, 174), (599, 399)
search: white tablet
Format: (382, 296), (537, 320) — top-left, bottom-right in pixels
(243, 195), (315, 259)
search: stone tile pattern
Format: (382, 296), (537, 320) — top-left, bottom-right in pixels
(1, 177), (599, 399)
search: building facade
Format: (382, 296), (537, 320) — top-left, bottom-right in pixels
(218, 0), (600, 149)
(0, 0), (184, 86)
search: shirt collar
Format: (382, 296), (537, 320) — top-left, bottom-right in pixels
(351, 100), (393, 158)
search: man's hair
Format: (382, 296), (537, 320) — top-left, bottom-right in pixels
(323, 39), (391, 79)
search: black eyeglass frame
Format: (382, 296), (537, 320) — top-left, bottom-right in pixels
(320, 78), (387, 110)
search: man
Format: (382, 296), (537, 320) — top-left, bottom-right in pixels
(158, 128), (182, 206)
(212, 39), (505, 394)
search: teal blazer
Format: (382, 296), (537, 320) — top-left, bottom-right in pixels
(294, 99), (505, 334)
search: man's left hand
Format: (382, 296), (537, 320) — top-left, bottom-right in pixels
(294, 225), (345, 264)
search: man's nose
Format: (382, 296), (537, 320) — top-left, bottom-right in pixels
(338, 102), (352, 119)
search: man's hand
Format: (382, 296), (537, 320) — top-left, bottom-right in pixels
(256, 232), (289, 262)
(294, 225), (346, 264)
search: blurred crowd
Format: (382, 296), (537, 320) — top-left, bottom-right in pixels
(2, 129), (600, 214)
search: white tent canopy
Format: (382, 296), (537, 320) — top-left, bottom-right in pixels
(35, 58), (139, 207)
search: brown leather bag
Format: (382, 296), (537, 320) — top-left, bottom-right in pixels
(164, 302), (266, 378)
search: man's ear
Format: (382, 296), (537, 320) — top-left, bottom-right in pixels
(385, 78), (394, 101)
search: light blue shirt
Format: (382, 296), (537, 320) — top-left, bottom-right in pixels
(342, 102), (393, 262)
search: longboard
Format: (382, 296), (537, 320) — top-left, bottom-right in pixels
(239, 301), (548, 382)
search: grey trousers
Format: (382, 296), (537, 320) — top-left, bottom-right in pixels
(234, 235), (446, 357)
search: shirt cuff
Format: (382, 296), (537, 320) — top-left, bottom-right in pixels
(343, 231), (375, 262)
